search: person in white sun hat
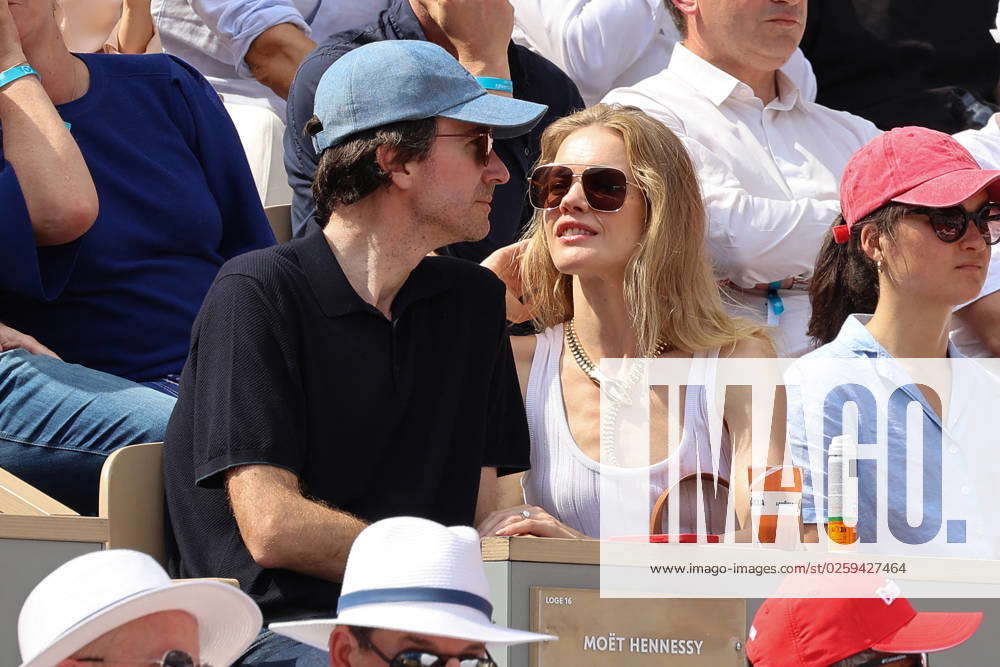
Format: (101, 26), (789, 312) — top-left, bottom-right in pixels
(17, 549), (261, 667)
(270, 517), (554, 666)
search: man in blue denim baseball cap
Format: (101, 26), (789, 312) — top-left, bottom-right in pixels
(163, 37), (545, 667)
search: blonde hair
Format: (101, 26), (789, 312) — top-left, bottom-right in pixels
(520, 104), (770, 354)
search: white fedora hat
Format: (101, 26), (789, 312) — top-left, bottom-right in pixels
(18, 549), (262, 667)
(270, 517), (555, 650)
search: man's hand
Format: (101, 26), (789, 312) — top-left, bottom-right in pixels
(245, 23), (317, 100)
(481, 240), (532, 322)
(0, 323), (60, 359)
(0, 0), (27, 72)
(420, 0), (513, 88)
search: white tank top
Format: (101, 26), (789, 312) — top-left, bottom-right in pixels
(521, 323), (732, 538)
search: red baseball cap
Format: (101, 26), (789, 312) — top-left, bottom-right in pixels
(746, 574), (982, 666)
(834, 126), (1000, 243)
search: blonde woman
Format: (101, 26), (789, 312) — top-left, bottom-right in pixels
(478, 104), (779, 539)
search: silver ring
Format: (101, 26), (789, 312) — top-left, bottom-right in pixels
(520, 509), (531, 520)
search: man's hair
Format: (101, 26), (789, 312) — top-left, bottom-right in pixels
(664, 1), (687, 38)
(831, 649), (913, 666)
(751, 649), (913, 666)
(307, 116), (438, 226)
(348, 624), (375, 648)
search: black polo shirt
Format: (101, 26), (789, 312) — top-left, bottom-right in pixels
(801, 0), (1000, 133)
(283, 0), (585, 261)
(163, 231), (529, 622)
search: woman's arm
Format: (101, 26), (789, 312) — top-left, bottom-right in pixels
(116, 0), (156, 54)
(721, 335), (786, 529)
(0, 0), (97, 246)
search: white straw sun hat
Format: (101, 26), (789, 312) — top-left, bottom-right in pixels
(269, 517), (555, 650)
(18, 549), (262, 667)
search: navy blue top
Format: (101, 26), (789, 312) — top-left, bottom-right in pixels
(0, 53), (275, 381)
(284, 0), (584, 262)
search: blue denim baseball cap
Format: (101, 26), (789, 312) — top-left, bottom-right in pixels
(311, 40), (549, 153)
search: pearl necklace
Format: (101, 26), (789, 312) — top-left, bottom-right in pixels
(564, 318), (670, 465)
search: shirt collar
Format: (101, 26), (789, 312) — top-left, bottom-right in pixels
(833, 314), (966, 359)
(667, 42), (803, 110)
(385, 0), (427, 40)
(668, 43), (741, 107)
(294, 229), (455, 319)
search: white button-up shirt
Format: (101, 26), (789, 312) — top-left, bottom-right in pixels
(151, 0), (388, 116)
(512, 0), (816, 107)
(604, 43), (1000, 356)
(604, 43), (879, 289)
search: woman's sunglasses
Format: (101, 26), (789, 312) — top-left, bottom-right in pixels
(528, 163), (639, 212)
(436, 130), (495, 167)
(905, 203), (1000, 245)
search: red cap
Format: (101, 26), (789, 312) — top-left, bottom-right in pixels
(746, 574), (982, 666)
(834, 126), (1000, 243)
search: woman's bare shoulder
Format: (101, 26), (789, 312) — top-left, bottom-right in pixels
(721, 333), (777, 359)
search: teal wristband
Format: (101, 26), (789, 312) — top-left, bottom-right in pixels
(0, 63), (39, 91)
(476, 76), (513, 93)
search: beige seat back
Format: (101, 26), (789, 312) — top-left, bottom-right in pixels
(0, 467), (78, 516)
(264, 204), (292, 243)
(98, 442), (166, 565)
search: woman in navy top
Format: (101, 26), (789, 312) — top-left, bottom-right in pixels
(0, 0), (272, 513)
(1, 6), (273, 384)
(788, 127), (1000, 557)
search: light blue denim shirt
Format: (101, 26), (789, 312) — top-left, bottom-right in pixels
(785, 314), (999, 558)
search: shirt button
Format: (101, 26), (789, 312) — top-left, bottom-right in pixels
(523, 147), (531, 156)
(949, 445), (959, 454)
(961, 485), (971, 495)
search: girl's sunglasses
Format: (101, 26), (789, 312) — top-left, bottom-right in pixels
(529, 163), (639, 212)
(905, 203), (1000, 245)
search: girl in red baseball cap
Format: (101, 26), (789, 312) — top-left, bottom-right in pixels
(787, 127), (1000, 560)
(809, 126), (1000, 348)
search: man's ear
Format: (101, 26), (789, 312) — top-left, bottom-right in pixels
(375, 144), (416, 191)
(329, 626), (358, 667)
(859, 224), (884, 263)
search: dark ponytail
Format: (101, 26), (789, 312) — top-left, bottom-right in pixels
(807, 204), (906, 346)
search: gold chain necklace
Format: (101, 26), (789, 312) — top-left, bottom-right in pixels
(565, 318), (669, 385)
(564, 318), (670, 466)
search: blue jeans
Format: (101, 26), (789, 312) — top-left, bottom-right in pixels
(236, 628), (329, 666)
(0, 350), (176, 515)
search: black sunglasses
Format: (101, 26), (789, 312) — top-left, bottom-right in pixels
(365, 640), (496, 667)
(77, 649), (211, 667)
(436, 130), (495, 167)
(528, 163), (639, 212)
(904, 203), (1000, 245)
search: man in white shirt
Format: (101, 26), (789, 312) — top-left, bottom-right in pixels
(151, 0), (389, 207)
(509, 0), (816, 107)
(604, 0), (1000, 357)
